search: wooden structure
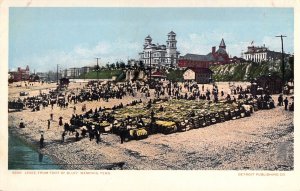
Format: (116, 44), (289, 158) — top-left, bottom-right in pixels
(183, 68), (213, 84)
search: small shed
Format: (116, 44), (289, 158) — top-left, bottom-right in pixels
(255, 75), (282, 94)
(183, 68), (213, 84)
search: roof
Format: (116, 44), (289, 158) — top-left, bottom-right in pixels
(151, 71), (167, 78)
(216, 48), (227, 55)
(182, 53), (214, 62)
(219, 38), (226, 47)
(145, 35), (152, 40)
(168, 31), (176, 35)
(188, 67), (214, 74)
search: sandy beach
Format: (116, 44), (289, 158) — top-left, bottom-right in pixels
(8, 81), (294, 170)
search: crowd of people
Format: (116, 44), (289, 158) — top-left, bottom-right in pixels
(15, 79), (294, 148)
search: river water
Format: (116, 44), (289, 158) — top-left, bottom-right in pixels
(8, 131), (61, 170)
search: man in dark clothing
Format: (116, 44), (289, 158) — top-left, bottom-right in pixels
(40, 134), (44, 149)
(284, 97), (289, 110)
(278, 95), (283, 106)
(75, 131), (79, 141)
(59, 117), (63, 127)
(62, 131), (66, 143)
(47, 120), (50, 129)
(119, 127), (126, 144)
(95, 132), (100, 144)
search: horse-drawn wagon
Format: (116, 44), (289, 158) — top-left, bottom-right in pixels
(8, 101), (24, 111)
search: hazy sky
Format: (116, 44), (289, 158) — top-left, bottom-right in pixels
(9, 8), (294, 72)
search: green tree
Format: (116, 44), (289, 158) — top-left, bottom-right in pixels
(120, 62), (126, 69)
(110, 63), (116, 69)
(139, 61), (145, 69)
(116, 62), (120, 69)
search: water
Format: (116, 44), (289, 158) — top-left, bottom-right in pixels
(8, 131), (61, 170)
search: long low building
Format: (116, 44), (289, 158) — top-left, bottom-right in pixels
(243, 45), (289, 63)
(178, 39), (230, 68)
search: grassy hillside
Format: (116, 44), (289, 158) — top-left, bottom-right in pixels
(210, 60), (293, 82)
(167, 69), (185, 82)
(78, 69), (125, 81)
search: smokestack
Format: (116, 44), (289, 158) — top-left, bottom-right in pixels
(212, 46), (216, 54)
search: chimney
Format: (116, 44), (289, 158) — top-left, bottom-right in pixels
(212, 46), (216, 54)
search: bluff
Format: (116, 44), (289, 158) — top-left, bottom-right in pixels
(210, 59), (293, 82)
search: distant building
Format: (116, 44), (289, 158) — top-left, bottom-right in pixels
(208, 38), (230, 64)
(178, 54), (212, 68)
(139, 31), (180, 67)
(183, 68), (213, 84)
(9, 65), (30, 82)
(178, 39), (230, 68)
(62, 66), (94, 78)
(243, 45), (289, 63)
(36, 72), (48, 81)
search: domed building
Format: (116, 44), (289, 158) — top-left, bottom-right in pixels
(139, 31), (180, 68)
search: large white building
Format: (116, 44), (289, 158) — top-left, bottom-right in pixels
(139, 31), (180, 67)
(243, 45), (287, 63)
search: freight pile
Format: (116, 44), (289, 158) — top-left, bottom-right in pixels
(110, 97), (275, 141)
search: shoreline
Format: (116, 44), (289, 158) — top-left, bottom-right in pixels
(8, 126), (65, 170)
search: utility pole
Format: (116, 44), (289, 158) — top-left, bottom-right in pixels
(275, 35), (287, 86)
(149, 52), (152, 81)
(95, 57), (100, 81)
(56, 64), (59, 84)
(84, 67), (86, 81)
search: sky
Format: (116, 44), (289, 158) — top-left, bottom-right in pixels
(9, 8), (294, 72)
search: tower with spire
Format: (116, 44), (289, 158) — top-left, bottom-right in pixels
(209, 38), (229, 64)
(219, 38), (226, 49)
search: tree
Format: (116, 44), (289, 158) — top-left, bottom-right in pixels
(116, 62), (120, 69)
(106, 63), (110, 69)
(120, 62), (126, 69)
(138, 61), (145, 69)
(110, 63), (116, 69)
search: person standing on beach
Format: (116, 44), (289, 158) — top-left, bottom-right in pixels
(47, 120), (50, 129)
(40, 134), (44, 149)
(278, 94), (283, 106)
(73, 106), (76, 114)
(62, 131), (66, 143)
(50, 113), (53, 121)
(75, 131), (79, 142)
(19, 119), (25, 128)
(59, 117), (63, 127)
(95, 131), (100, 144)
(284, 97), (289, 110)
